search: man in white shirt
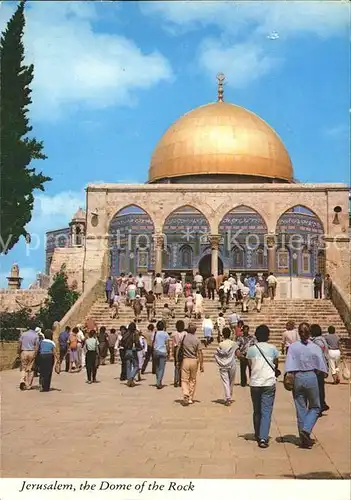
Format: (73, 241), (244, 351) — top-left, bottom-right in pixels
(223, 278), (231, 306)
(76, 324), (85, 369)
(175, 281), (183, 304)
(228, 275), (236, 298)
(267, 273), (278, 300)
(241, 285), (250, 312)
(228, 311), (240, 336)
(136, 274), (145, 296)
(246, 324), (279, 448)
(194, 272), (203, 292)
(254, 283), (263, 312)
(194, 291), (204, 319)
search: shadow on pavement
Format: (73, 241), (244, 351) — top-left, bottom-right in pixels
(276, 435), (300, 446)
(238, 433), (258, 442)
(283, 471), (347, 479)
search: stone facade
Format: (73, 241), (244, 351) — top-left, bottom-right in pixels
(81, 183), (349, 299)
(0, 289), (48, 313)
(49, 247), (85, 291)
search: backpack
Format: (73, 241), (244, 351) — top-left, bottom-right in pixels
(69, 334), (78, 350)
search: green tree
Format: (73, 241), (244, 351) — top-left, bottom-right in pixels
(36, 266), (80, 330)
(0, 307), (34, 341)
(0, 0), (51, 253)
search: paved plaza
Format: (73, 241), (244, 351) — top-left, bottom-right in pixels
(1, 363), (350, 479)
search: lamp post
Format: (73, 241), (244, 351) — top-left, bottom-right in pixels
(290, 252), (298, 298)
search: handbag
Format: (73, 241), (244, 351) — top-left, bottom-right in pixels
(341, 359), (350, 381)
(176, 334), (186, 366)
(150, 331), (157, 356)
(54, 361), (61, 375)
(283, 372), (295, 391)
(255, 343), (281, 378)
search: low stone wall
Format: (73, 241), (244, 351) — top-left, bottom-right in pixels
(0, 342), (18, 371)
(331, 283), (351, 334)
(54, 279), (105, 341)
(0, 289), (48, 313)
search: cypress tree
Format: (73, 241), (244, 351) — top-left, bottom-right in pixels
(0, 0), (51, 253)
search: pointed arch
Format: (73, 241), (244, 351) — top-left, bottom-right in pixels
(109, 204), (155, 276)
(219, 205), (267, 270)
(162, 205), (210, 234)
(179, 244), (193, 268)
(162, 205), (210, 271)
(276, 205), (324, 235)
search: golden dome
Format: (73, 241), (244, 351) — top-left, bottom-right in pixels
(149, 102), (293, 183)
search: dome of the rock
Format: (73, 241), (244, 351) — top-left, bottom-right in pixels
(148, 101), (293, 184)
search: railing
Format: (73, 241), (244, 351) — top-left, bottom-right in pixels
(53, 278), (105, 340)
(331, 282), (351, 334)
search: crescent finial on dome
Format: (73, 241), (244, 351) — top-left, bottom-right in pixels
(216, 72), (225, 102)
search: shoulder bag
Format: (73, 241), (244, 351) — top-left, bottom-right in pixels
(150, 331), (157, 356)
(176, 334), (186, 366)
(255, 343), (281, 378)
(341, 358), (350, 381)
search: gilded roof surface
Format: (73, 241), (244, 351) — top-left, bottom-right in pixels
(149, 102), (293, 183)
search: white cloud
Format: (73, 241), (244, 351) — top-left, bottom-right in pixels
(141, 1), (349, 90)
(142, 1), (349, 38)
(28, 190), (85, 235)
(324, 124), (349, 138)
(0, 2), (173, 121)
(199, 40), (281, 88)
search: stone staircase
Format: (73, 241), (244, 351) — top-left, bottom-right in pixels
(86, 296), (350, 362)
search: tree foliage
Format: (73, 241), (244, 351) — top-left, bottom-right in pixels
(0, 0), (51, 253)
(36, 265), (80, 330)
(0, 307), (33, 341)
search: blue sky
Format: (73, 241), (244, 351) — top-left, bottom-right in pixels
(0, 0), (350, 287)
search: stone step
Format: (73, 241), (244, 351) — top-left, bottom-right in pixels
(82, 294), (350, 364)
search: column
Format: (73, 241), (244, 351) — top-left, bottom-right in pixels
(267, 235), (276, 274)
(154, 234), (164, 275)
(209, 234), (221, 277)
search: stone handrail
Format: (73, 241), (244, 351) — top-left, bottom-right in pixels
(331, 282), (351, 334)
(54, 278), (104, 340)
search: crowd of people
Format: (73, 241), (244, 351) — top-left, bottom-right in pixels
(104, 271), (333, 323)
(17, 298), (347, 451)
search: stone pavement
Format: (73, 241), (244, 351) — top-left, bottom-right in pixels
(1, 363), (350, 479)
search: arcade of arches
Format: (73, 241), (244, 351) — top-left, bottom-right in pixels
(108, 204), (326, 281)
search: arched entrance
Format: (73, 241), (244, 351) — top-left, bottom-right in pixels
(162, 205), (210, 273)
(109, 205), (154, 276)
(198, 254), (223, 278)
(218, 205), (268, 272)
(275, 205), (324, 277)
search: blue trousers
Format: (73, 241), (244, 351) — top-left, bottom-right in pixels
(125, 349), (138, 381)
(153, 351), (167, 386)
(250, 385), (276, 441)
(293, 371), (321, 434)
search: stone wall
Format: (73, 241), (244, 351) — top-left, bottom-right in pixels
(331, 283), (351, 334)
(0, 289), (48, 313)
(50, 247), (85, 291)
(0, 342), (18, 371)
(54, 278), (105, 342)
